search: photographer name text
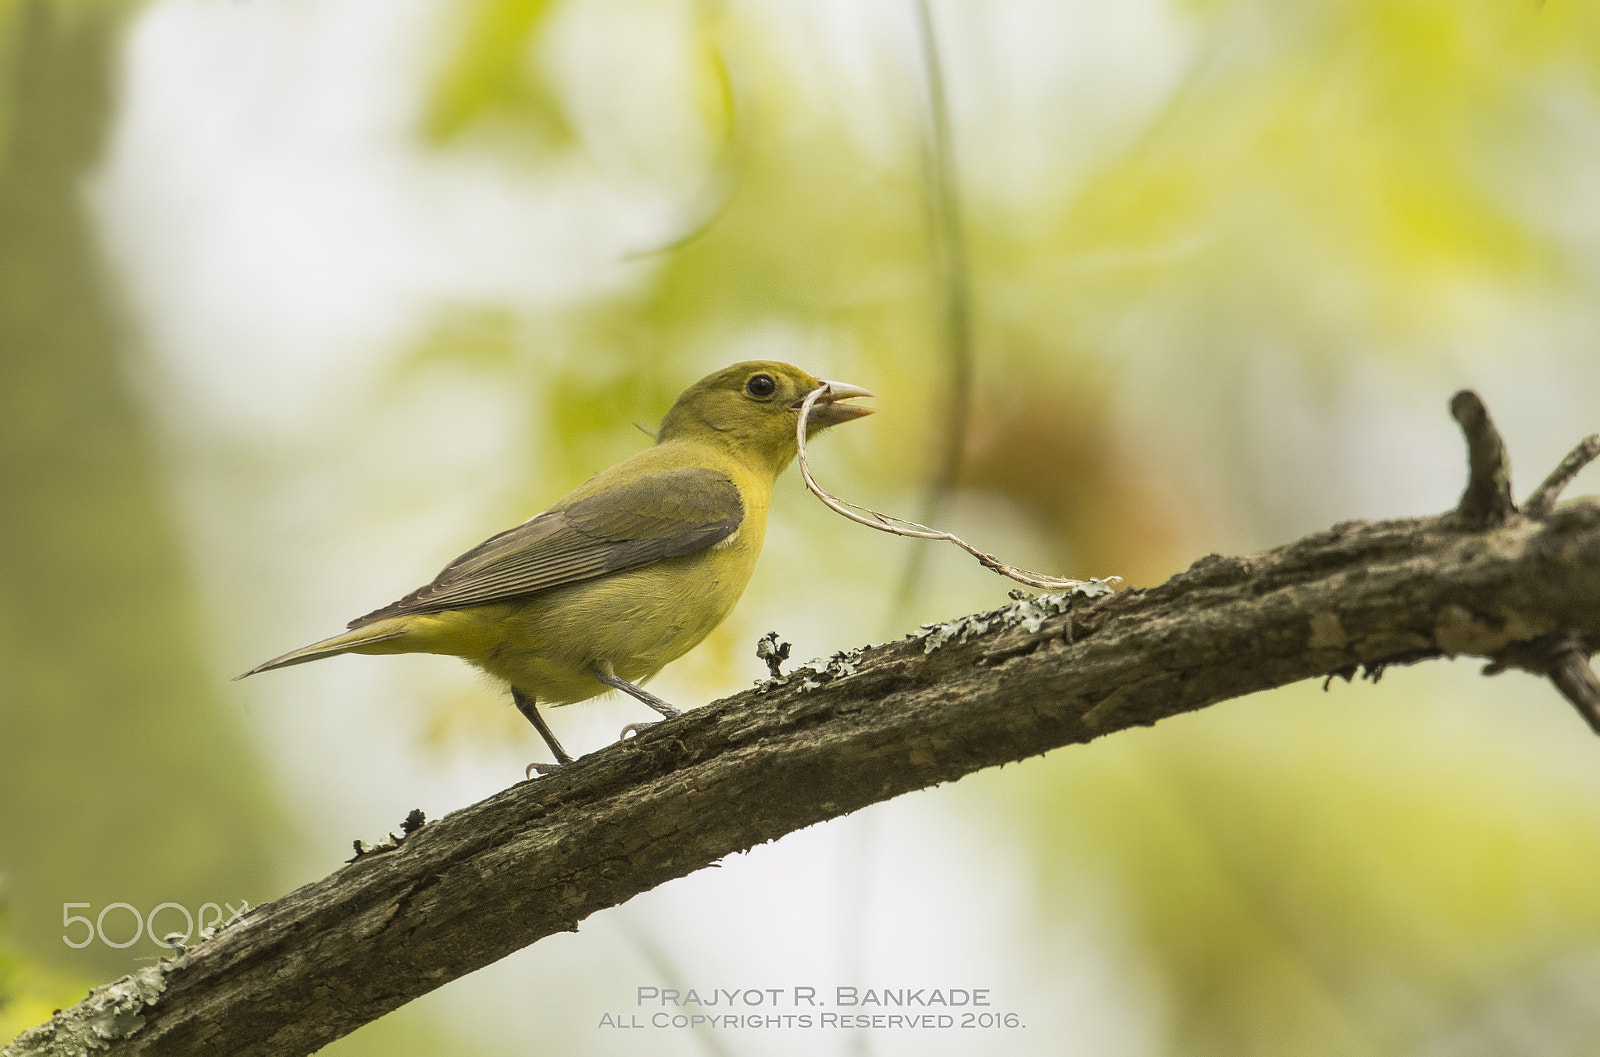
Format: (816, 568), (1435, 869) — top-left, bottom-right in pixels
(600, 986), (1022, 1031)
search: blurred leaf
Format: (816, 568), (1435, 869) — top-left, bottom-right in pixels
(422, 0), (572, 152)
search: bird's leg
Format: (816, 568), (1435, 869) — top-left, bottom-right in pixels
(593, 660), (681, 718)
(513, 688), (573, 777)
(592, 660), (680, 740)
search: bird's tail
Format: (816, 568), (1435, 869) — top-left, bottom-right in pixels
(234, 623), (411, 680)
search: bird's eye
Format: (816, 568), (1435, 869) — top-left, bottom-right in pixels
(745, 374), (777, 399)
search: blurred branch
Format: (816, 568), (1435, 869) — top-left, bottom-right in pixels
(1456, 399), (1600, 733)
(1484, 635), (1600, 735)
(12, 394), (1600, 1057)
(892, 0), (976, 617)
(1546, 647), (1600, 734)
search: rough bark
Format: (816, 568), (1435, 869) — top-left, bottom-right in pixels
(8, 394), (1600, 1057)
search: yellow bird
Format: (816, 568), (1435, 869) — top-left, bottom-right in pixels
(239, 361), (875, 771)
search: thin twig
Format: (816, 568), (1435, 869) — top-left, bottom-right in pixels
(891, 0), (976, 617)
(1524, 434), (1600, 519)
(797, 386), (1114, 592)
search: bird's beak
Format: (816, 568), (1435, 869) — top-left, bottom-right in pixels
(796, 380), (877, 428)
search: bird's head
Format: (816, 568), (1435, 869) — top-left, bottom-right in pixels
(656, 361), (876, 474)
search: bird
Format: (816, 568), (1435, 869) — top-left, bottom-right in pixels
(237, 361), (876, 773)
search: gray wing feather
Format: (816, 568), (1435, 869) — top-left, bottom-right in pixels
(348, 468), (742, 627)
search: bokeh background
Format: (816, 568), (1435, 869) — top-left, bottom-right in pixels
(5, 0), (1600, 1054)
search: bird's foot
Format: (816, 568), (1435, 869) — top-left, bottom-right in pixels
(619, 720), (662, 740)
(525, 760), (564, 779)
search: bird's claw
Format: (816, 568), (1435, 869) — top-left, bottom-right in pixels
(526, 761), (564, 779)
(619, 721), (661, 740)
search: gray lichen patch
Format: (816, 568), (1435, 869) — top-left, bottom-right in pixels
(753, 580), (1117, 693)
(755, 632), (792, 679)
(2, 952), (187, 1057)
(914, 580), (1118, 656)
(756, 647), (870, 694)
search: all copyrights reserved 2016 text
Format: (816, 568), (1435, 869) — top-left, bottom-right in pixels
(598, 986), (1024, 1031)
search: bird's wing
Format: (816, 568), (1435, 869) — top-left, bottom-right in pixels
(348, 467), (743, 627)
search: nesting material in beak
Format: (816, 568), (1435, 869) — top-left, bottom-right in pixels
(797, 380), (876, 428)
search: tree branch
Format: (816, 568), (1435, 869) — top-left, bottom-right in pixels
(10, 393), (1600, 1057)
(1525, 434), (1600, 519)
